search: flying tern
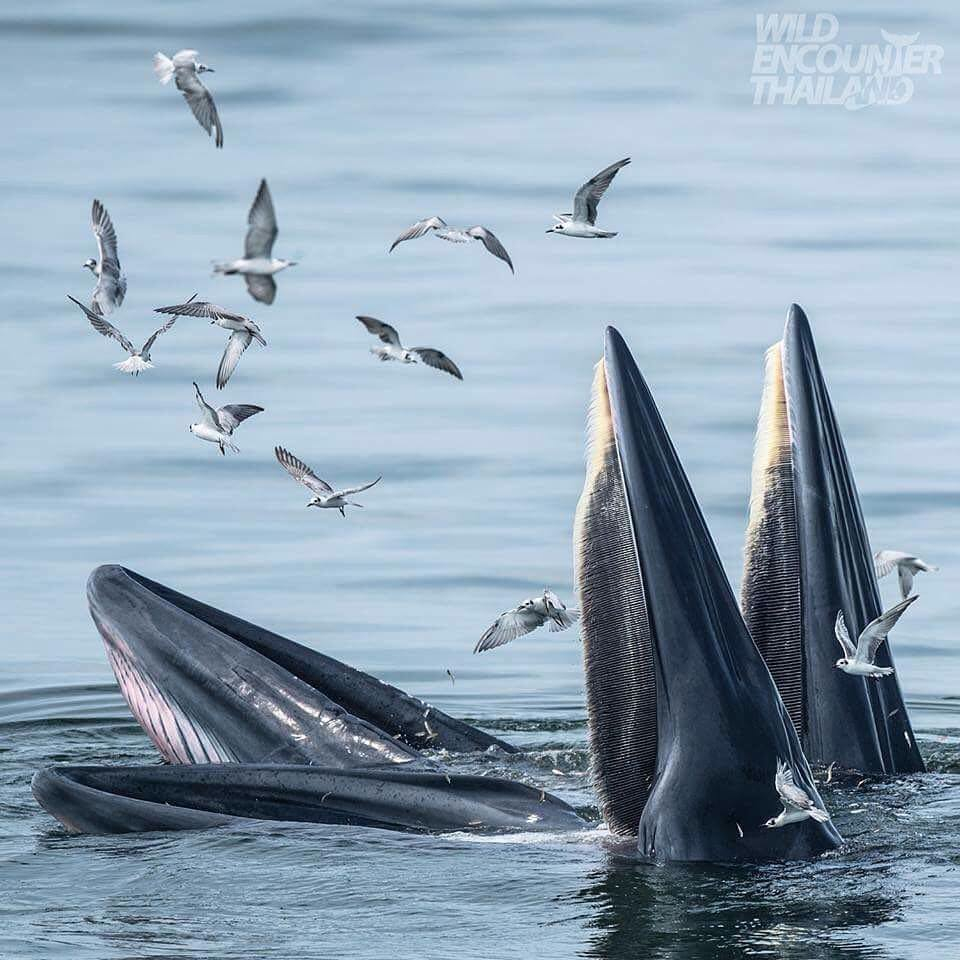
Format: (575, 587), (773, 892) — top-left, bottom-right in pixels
(68, 294), (187, 375)
(764, 760), (830, 828)
(189, 382), (263, 455)
(356, 316), (462, 379)
(874, 550), (938, 599)
(545, 158), (630, 238)
(834, 596), (917, 679)
(474, 590), (580, 653)
(153, 49), (223, 148)
(154, 300), (266, 389)
(213, 179), (296, 304)
(274, 446), (382, 516)
(389, 218), (513, 273)
(83, 199), (127, 315)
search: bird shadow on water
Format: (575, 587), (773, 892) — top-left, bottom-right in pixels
(563, 853), (902, 960)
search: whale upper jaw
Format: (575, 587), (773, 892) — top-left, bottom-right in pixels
(741, 304), (923, 774)
(574, 326), (840, 862)
(85, 564), (516, 766)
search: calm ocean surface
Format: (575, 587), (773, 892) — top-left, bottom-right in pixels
(1, 2), (958, 957)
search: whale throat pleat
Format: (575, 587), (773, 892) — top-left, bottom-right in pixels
(574, 360), (657, 838)
(741, 342), (805, 736)
(106, 645), (236, 765)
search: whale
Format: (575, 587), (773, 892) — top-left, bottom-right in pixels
(573, 326), (840, 861)
(741, 305), (923, 774)
(32, 565), (590, 835)
(32, 324), (861, 861)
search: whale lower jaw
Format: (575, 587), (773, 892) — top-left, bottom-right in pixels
(32, 764), (585, 837)
(575, 327), (840, 862)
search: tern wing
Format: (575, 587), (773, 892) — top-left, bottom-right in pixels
(874, 550), (912, 580)
(775, 760), (816, 811)
(856, 595), (916, 663)
(834, 611), (857, 659)
(216, 330), (252, 389)
(154, 300), (248, 323)
(217, 404), (264, 432)
(411, 348), (462, 380)
(898, 566), (916, 600)
(357, 316), (401, 347)
(274, 446), (333, 495)
(335, 476), (382, 498)
(474, 607), (543, 653)
(547, 607), (580, 632)
(389, 217), (446, 252)
(572, 157), (630, 225)
(140, 315), (177, 354)
(174, 67), (223, 147)
(172, 49), (201, 66)
(245, 273), (277, 305)
(68, 295), (135, 354)
(467, 226), (513, 273)
(91, 199), (121, 272)
(193, 381), (219, 427)
(244, 179), (277, 259)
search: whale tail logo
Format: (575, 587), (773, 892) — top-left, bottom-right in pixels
(880, 29), (920, 47)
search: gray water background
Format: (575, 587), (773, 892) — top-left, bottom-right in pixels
(1, 2), (959, 957)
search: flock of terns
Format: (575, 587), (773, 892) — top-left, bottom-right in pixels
(67, 48), (941, 825)
(67, 48), (628, 660)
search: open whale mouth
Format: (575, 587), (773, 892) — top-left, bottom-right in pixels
(85, 565), (514, 767)
(33, 568), (593, 836)
(574, 327), (840, 861)
(741, 305), (923, 774)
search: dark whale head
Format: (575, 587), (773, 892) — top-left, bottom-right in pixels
(741, 305), (923, 774)
(573, 326), (840, 862)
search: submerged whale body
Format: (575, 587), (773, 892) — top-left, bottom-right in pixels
(742, 305), (923, 774)
(574, 327), (840, 861)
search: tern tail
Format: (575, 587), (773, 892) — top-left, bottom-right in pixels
(153, 52), (175, 84)
(114, 356), (151, 375)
